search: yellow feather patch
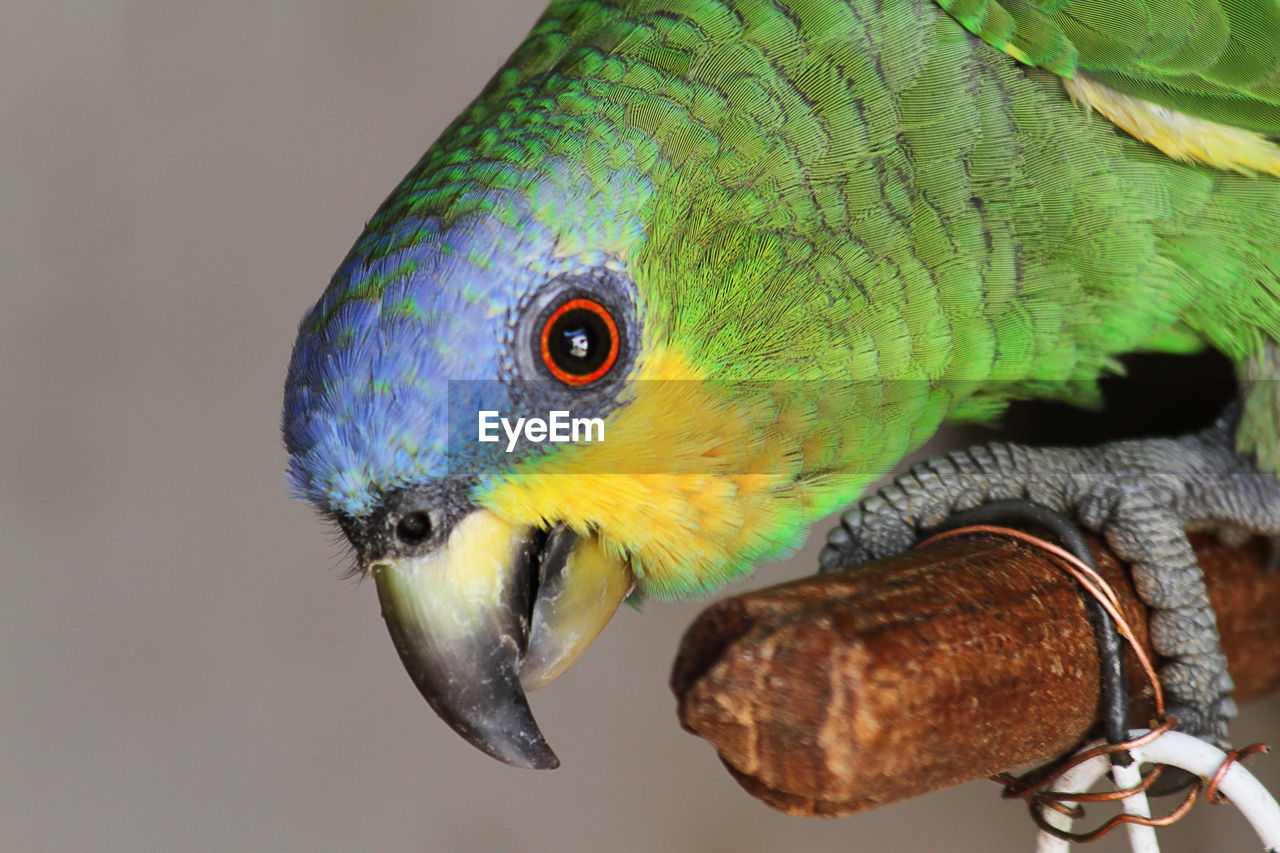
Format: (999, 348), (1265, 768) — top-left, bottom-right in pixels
(477, 347), (856, 598)
(1062, 73), (1280, 179)
(1003, 43), (1034, 65)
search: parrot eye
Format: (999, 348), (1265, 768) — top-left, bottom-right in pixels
(539, 298), (619, 386)
(395, 511), (432, 547)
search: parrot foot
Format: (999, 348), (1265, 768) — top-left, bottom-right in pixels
(818, 411), (1280, 742)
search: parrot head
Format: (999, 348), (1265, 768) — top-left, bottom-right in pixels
(282, 167), (849, 768)
(283, 166), (652, 768)
(283, 9), (921, 770)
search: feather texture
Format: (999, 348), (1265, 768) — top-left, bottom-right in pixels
(285, 0), (1280, 595)
(940, 0), (1280, 135)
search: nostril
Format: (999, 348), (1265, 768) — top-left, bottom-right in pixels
(395, 511), (432, 547)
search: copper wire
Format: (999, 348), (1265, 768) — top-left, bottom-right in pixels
(1206, 743), (1270, 805)
(916, 524), (1268, 842)
(916, 524), (1164, 718)
(1028, 782), (1201, 844)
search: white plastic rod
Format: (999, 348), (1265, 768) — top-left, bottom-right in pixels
(1034, 730), (1280, 853)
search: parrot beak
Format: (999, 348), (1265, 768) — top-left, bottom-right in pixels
(370, 509), (632, 769)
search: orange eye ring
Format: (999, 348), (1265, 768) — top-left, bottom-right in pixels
(539, 298), (620, 386)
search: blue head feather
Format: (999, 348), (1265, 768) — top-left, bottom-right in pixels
(283, 160), (648, 518)
(285, 204), (543, 515)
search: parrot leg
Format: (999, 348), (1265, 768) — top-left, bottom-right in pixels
(819, 410), (1280, 741)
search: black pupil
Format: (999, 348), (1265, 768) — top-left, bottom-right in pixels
(395, 512), (432, 546)
(548, 307), (610, 376)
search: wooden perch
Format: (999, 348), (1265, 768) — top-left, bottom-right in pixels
(671, 532), (1280, 818)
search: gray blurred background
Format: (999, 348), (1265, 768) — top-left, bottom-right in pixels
(4, 2), (1278, 851)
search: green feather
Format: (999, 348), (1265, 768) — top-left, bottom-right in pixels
(936, 0), (1280, 133)
(345, 0), (1280, 591)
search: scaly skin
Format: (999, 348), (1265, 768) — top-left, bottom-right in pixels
(821, 410), (1280, 738)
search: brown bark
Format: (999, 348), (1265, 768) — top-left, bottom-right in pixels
(671, 533), (1280, 817)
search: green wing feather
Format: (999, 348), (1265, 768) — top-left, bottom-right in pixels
(935, 0), (1280, 134)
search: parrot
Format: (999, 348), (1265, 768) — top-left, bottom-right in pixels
(283, 0), (1280, 770)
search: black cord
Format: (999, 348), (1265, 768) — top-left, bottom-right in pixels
(924, 499), (1131, 759)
